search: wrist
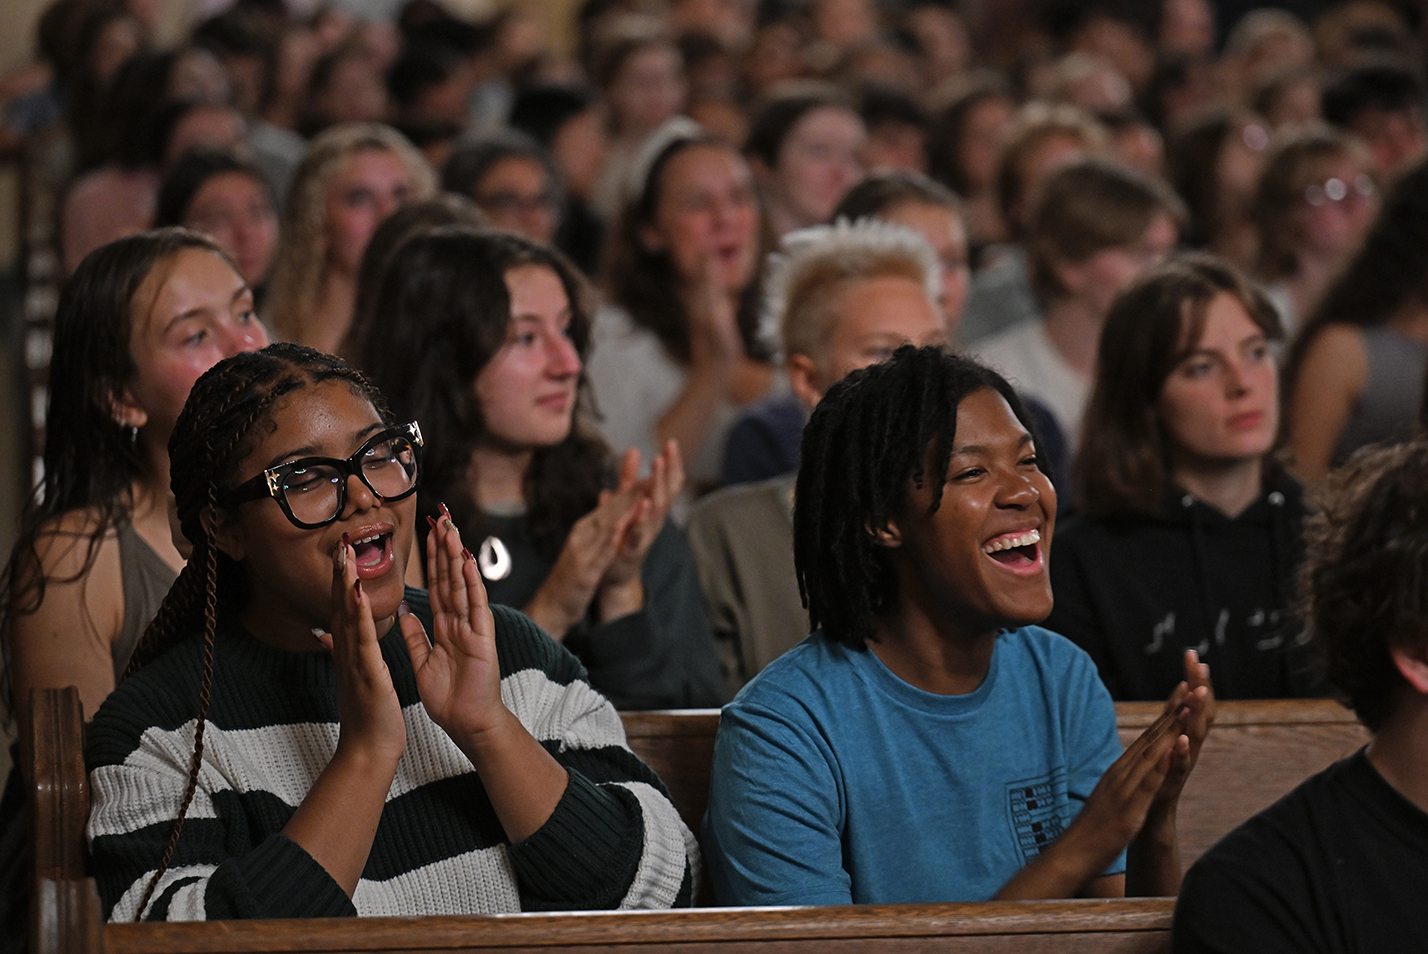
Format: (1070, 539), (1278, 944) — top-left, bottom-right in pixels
(523, 592), (577, 641)
(597, 577), (644, 622)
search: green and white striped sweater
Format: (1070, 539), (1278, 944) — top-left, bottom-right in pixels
(85, 591), (697, 921)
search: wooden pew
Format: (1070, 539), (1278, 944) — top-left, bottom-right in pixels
(30, 690), (1369, 954)
(1114, 699), (1369, 868)
(622, 700), (1371, 874)
(102, 899), (1174, 953)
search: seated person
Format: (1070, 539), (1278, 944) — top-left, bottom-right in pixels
(85, 345), (697, 921)
(969, 158), (1183, 455)
(690, 218), (947, 694)
(704, 345), (1213, 906)
(1172, 439), (1428, 952)
(1047, 255), (1315, 701)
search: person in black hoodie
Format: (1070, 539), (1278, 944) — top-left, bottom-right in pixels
(1046, 254), (1314, 700)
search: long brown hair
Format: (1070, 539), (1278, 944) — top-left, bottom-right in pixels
(354, 228), (609, 559)
(604, 134), (773, 364)
(1076, 254), (1283, 519)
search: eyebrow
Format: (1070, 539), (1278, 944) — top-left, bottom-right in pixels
(261, 423), (386, 470)
(161, 284), (253, 334)
(948, 432), (1034, 458)
(1183, 332), (1268, 358)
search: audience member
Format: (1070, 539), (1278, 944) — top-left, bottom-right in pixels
(1251, 125), (1378, 336)
(589, 123), (778, 498)
(744, 82), (866, 239)
(690, 218), (946, 695)
(441, 131), (562, 245)
(155, 149), (280, 301)
(1173, 438), (1428, 952)
(1166, 110), (1269, 275)
(705, 345), (1214, 905)
(1285, 157), (1428, 485)
(1321, 61), (1428, 179)
(1047, 255), (1313, 701)
(265, 122), (435, 354)
(925, 74), (1018, 249)
(958, 102), (1109, 345)
(3, 228), (267, 742)
(85, 344), (698, 920)
(355, 227), (723, 710)
(971, 158), (1184, 453)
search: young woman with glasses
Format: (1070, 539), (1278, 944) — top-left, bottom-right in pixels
(84, 344), (697, 921)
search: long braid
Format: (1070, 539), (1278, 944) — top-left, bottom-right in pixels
(126, 343), (390, 920)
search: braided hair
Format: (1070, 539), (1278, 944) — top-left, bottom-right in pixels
(125, 343), (392, 920)
(793, 346), (1042, 649)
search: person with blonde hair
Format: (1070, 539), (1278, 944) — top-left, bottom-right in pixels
(265, 123), (435, 354)
(689, 217), (946, 694)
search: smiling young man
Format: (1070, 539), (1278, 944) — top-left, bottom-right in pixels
(703, 346), (1213, 905)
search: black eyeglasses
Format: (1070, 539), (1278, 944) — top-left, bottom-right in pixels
(226, 422), (423, 529)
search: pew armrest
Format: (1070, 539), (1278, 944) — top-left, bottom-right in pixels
(30, 686), (90, 882)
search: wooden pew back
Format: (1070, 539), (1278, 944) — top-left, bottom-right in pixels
(622, 700), (1371, 875)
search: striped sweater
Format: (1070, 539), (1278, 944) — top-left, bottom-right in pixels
(85, 591), (698, 921)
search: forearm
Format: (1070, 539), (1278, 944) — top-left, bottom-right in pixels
(597, 577), (644, 622)
(450, 709), (569, 843)
(655, 360), (733, 469)
(994, 819), (1120, 900)
(283, 746), (399, 897)
(1126, 807), (1181, 897)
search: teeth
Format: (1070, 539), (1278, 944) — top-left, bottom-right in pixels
(982, 529), (1040, 554)
(352, 534), (382, 546)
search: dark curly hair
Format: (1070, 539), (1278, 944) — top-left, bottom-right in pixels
(1302, 439), (1428, 733)
(793, 345), (1043, 649)
(125, 343), (391, 920)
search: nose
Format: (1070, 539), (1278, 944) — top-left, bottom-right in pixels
(340, 471), (379, 519)
(545, 328), (582, 379)
(220, 319), (269, 356)
(996, 469), (1041, 508)
(1224, 359), (1252, 396)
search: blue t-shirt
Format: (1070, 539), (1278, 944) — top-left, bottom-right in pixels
(704, 626), (1124, 906)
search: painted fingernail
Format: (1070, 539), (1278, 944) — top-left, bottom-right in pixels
(427, 515), (438, 531)
(462, 547), (474, 561)
(397, 601), (410, 618)
(338, 544), (346, 569)
(311, 627), (326, 640)
(354, 578), (363, 597)
(439, 501), (452, 520)
(343, 532), (350, 546)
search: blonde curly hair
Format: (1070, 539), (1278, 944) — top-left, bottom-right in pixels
(266, 123), (436, 346)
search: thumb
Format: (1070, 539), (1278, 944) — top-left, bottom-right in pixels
(396, 601), (432, 664)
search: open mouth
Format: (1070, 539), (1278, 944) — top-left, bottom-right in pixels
(349, 531), (394, 579)
(982, 529), (1041, 569)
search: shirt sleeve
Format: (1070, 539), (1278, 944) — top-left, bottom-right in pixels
(87, 715), (353, 922)
(703, 695), (852, 907)
(491, 604), (699, 910)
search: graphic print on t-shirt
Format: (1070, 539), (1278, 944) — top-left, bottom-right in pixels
(1006, 768), (1068, 861)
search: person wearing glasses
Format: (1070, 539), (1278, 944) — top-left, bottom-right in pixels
(84, 344), (698, 921)
(1284, 157), (1428, 486)
(441, 132), (563, 248)
(1250, 125), (1378, 338)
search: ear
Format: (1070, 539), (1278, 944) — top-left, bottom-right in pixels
(203, 505), (246, 562)
(786, 352), (825, 412)
(1390, 643), (1428, 695)
(108, 385), (149, 431)
(868, 515), (902, 549)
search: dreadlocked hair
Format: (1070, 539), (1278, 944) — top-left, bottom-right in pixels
(793, 345), (1043, 649)
(125, 343), (392, 921)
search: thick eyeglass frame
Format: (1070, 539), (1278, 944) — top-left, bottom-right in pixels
(225, 422), (424, 530)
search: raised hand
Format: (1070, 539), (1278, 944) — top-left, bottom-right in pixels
(522, 484), (646, 639)
(314, 536), (407, 766)
(400, 506), (507, 741)
(1154, 649), (1216, 810)
(600, 441), (685, 598)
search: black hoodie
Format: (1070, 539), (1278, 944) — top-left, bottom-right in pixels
(1045, 474), (1318, 701)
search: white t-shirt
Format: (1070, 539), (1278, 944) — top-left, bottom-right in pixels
(969, 321), (1089, 451)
